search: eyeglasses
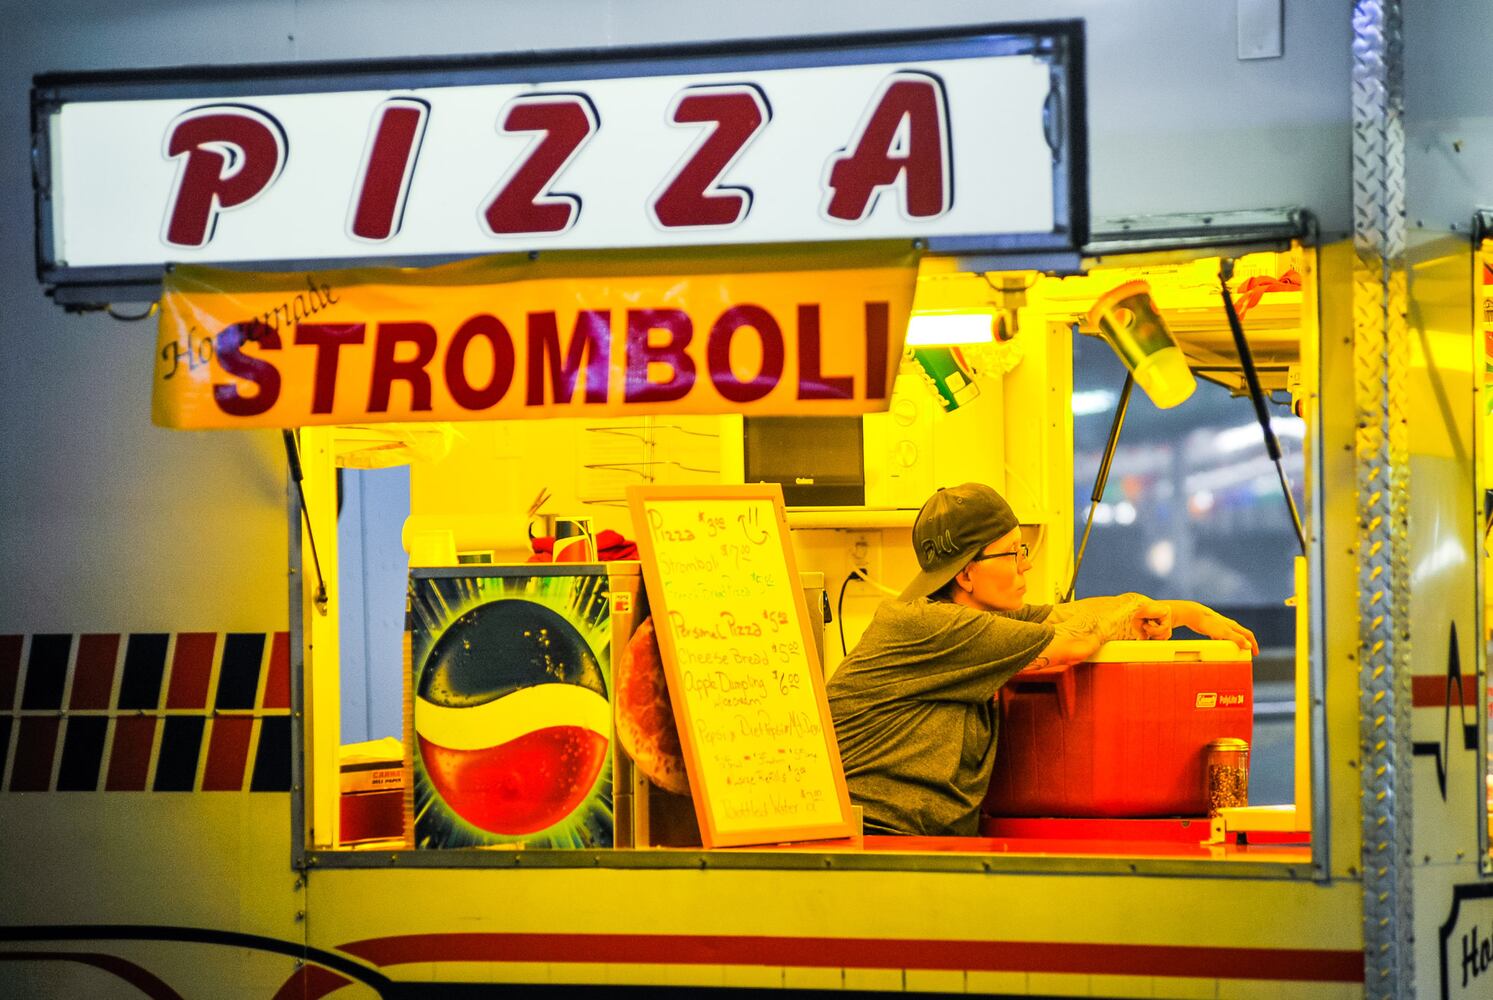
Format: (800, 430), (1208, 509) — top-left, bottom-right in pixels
(970, 543), (1030, 563)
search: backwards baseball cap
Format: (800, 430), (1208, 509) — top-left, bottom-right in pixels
(899, 482), (1020, 601)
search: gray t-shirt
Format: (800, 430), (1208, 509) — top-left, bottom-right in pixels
(826, 598), (1054, 836)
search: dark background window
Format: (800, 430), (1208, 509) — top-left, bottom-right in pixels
(1070, 330), (1306, 804)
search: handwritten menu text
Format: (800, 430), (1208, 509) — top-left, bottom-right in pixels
(640, 496), (848, 840)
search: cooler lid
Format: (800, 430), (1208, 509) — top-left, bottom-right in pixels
(1087, 639), (1252, 663)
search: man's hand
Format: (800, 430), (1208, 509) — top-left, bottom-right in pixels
(1190, 607), (1258, 654)
(1130, 599), (1173, 641)
(1162, 600), (1259, 654)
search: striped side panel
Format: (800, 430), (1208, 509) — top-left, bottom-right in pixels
(3, 631), (293, 793)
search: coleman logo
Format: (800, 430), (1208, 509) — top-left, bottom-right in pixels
(1195, 692), (1246, 709)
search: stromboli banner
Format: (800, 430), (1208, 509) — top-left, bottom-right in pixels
(153, 244), (918, 428)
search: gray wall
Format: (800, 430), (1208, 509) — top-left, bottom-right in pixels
(1406, 5), (1493, 230)
(337, 467), (410, 742)
(1, 0), (1358, 632)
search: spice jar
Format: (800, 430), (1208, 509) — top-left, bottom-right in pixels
(1204, 738), (1250, 817)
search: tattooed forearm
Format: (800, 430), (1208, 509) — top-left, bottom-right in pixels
(1049, 594), (1147, 642)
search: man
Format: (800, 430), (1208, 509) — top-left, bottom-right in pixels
(826, 482), (1258, 837)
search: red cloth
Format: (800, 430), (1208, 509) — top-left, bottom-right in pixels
(527, 528), (639, 562)
(1232, 268), (1301, 321)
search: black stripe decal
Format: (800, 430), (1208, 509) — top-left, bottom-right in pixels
(21, 634), (71, 710)
(251, 715), (292, 792)
(215, 633), (264, 710)
(118, 634), (169, 711)
(153, 717), (205, 792)
(57, 716), (109, 791)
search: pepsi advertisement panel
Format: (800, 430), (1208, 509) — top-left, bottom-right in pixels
(407, 566), (617, 849)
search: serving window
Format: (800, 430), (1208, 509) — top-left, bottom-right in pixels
(290, 239), (1326, 874)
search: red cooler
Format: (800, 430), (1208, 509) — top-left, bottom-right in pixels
(984, 640), (1252, 818)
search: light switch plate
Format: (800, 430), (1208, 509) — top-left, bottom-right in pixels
(1238, 0), (1284, 60)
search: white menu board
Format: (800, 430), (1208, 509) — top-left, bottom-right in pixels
(628, 485), (853, 847)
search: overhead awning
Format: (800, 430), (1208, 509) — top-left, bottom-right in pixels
(948, 207), (1316, 275)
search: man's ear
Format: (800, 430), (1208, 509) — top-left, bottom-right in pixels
(954, 565), (975, 593)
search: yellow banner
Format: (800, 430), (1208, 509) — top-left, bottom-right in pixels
(154, 245), (917, 429)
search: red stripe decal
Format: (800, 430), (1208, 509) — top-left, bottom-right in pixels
(71, 633), (121, 710)
(166, 633), (217, 710)
(0, 951), (184, 1000)
(271, 962), (352, 1000)
(335, 933), (1364, 983)
(106, 716), (157, 791)
(1410, 674), (1478, 708)
(0, 634), (20, 708)
(202, 717), (254, 791)
(262, 632), (290, 709)
(9, 717), (61, 791)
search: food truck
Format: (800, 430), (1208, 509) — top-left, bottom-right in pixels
(2, 3), (1491, 998)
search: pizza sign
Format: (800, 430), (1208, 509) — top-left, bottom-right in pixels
(33, 24), (1083, 295)
(155, 75), (956, 250)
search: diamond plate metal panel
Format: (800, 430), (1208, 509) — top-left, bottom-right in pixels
(1352, 1), (1414, 997)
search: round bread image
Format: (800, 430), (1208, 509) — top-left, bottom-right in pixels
(614, 616), (690, 796)
(415, 599), (610, 835)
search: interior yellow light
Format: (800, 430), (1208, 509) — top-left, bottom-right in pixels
(904, 312), (995, 346)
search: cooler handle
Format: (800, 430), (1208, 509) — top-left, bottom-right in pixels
(1000, 667), (1077, 719)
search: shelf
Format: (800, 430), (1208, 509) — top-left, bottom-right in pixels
(784, 508), (919, 529)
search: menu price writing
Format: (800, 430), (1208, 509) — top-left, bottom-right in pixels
(640, 495), (848, 841)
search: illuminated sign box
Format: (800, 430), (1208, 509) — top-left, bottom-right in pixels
(32, 22), (1086, 305)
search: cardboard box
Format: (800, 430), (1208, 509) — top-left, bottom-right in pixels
(983, 640), (1252, 818)
(339, 737), (407, 845)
